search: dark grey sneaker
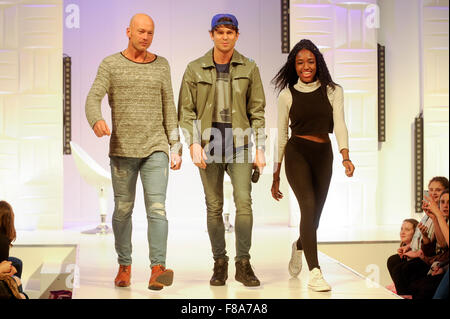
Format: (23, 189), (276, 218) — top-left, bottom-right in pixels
(235, 259), (260, 287)
(210, 258), (228, 286)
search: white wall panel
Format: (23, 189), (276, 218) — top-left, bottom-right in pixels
(2, 95), (20, 138)
(0, 0), (63, 230)
(20, 3), (60, 48)
(0, 5), (19, 49)
(0, 50), (19, 93)
(423, 0), (449, 183)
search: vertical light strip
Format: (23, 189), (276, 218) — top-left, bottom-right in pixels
(281, 0), (290, 53)
(63, 54), (71, 155)
(377, 43), (386, 142)
(414, 115), (424, 213)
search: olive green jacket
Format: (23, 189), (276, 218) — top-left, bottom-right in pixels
(178, 49), (266, 149)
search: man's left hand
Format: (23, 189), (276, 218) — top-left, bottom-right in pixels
(254, 149), (266, 174)
(170, 153), (182, 170)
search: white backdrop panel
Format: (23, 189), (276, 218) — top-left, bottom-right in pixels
(0, 0), (63, 230)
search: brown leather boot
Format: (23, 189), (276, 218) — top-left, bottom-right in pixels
(114, 265), (131, 287)
(148, 265), (174, 291)
(210, 258), (228, 286)
(235, 259), (260, 287)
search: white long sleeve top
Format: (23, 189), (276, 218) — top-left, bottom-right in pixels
(276, 79), (349, 163)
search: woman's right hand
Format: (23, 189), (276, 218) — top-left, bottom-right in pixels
(418, 223), (431, 244)
(421, 198), (437, 220)
(271, 179), (283, 201)
(424, 194), (443, 218)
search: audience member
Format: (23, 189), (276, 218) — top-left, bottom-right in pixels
(0, 260), (26, 299)
(0, 200), (27, 299)
(387, 187), (449, 299)
(386, 218), (419, 294)
(387, 177), (448, 298)
(424, 188), (449, 299)
(410, 177), (448, 253)
(408, 189), (449, 299)
(0, 272), (25, 299)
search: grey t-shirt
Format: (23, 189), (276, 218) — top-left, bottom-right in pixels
(212, 63), (232, 124)
(208, 63), (233, 159)
(207, 63), (249, 162)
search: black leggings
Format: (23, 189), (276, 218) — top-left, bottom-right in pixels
(285, 136), (333, 271)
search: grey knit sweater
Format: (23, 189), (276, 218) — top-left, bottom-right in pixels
(85, 52), (182, 158)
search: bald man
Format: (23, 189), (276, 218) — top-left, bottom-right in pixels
(86, 13), (182, 291)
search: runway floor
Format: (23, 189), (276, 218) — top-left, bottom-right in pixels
(15, 221), (401, 299)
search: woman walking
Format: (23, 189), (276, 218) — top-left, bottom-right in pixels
(271, 39), (355, 291)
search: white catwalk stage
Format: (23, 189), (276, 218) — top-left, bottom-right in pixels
(13, 220), (402, 300)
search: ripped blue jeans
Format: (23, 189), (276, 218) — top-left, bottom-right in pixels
(110, 152), (169, 268)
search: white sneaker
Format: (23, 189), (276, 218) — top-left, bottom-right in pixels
(288, 241), (302, 277)
(308, 268), (331, 292)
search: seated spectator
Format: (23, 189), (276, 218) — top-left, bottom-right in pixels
(386, 177), (448, 297)
(0, 261), (26, 299)
(426, 188), (449, 299)
(400, 219), (419, 252)
(421, 189), (449, 265)
(410, 177), (448, 253)
(0, 200), (27, 299)
(426, 188), (449, 249)
(408, 189), (449, 299)
(386, 218), (419, 294)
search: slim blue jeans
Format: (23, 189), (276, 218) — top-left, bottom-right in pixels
(110, 152), (169, 268)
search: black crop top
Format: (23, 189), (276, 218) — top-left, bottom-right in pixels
(288, 86), (334, 136)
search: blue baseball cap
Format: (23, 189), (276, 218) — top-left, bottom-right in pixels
(211, 13), (238, 30)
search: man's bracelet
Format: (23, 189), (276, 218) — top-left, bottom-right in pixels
(342, 159), (352, 164)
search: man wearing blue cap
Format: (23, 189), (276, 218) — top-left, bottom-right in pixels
(178, 14), (266, 287)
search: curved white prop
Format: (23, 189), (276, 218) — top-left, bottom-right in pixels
(70, 141), (111, 188)
(70, 141), (112, 234)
